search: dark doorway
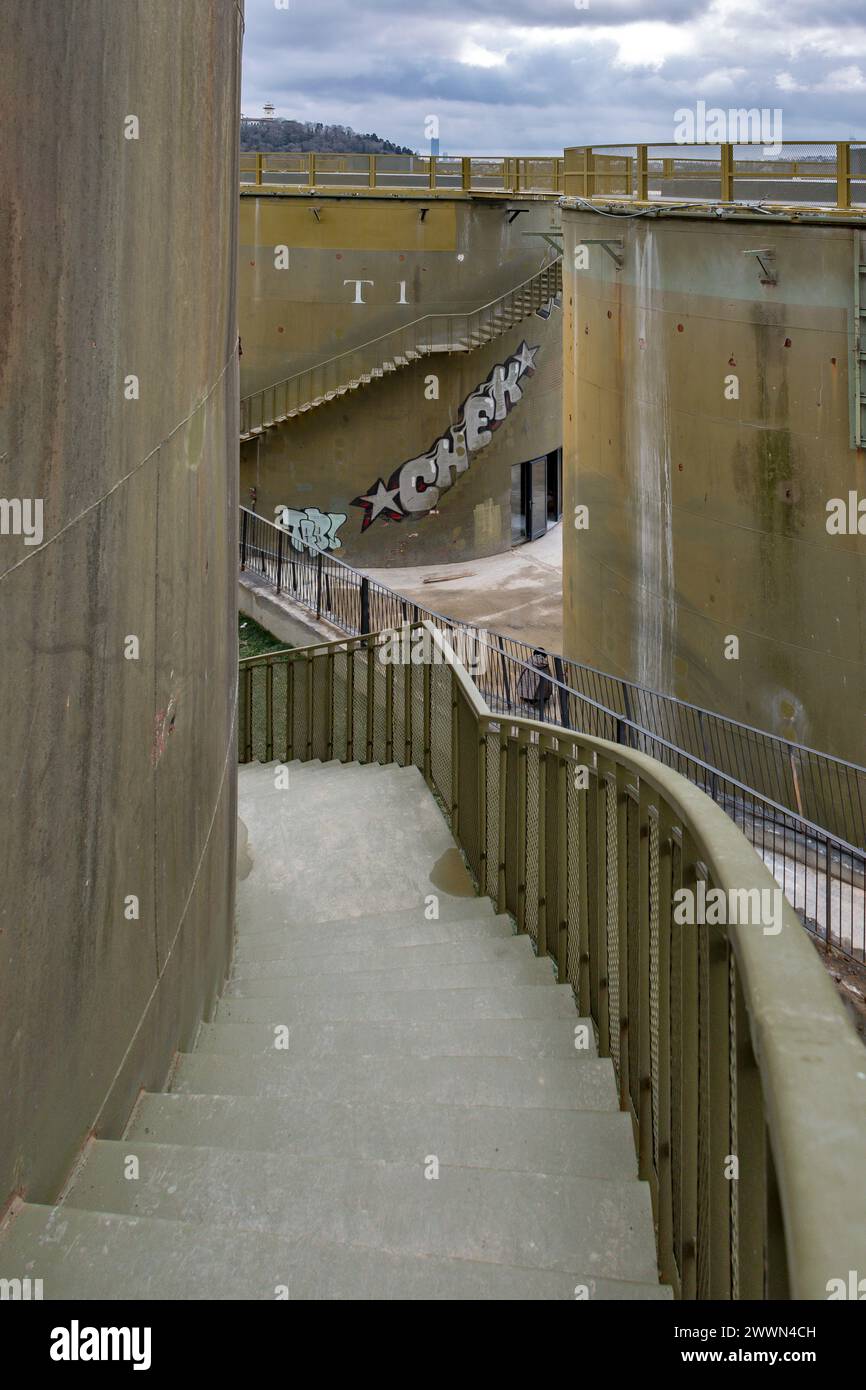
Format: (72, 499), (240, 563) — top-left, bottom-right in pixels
(511, 448), (562, 544)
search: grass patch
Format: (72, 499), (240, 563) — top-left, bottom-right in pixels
(239, 614), (290, 661)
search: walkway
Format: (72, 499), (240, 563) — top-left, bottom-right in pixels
(0, 758), (667, 1300)
(360, 523), (564, 652)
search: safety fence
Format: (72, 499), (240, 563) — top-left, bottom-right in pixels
(238, 623), (866, 1299)
(239, 505), (866, 961)
(240, 151), (564, 195)
(563, 142), (866, 210)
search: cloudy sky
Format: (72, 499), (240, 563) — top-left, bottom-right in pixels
(241, 0), (866, 153)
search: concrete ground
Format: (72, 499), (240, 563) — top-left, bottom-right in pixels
(361, 522), (564, 651)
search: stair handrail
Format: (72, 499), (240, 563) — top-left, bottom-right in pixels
(240, 256), (562, 431)
(238, 619), (866, 1300)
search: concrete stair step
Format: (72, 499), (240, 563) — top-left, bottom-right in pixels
(215, 982), (580, 1025)
(171, 1051), (618, 1111)
(193, 1014), (598, 1060)
(127, 1089), (634, 1178)
(63, 1141), (659, 1282)
(232, 911), (510, 958)
(0, 1203), (669, 1300)
(239, 758), (401, 789)
(238, 760), (469, 926)
(222, 956), (556, 998)
(234, 897), (499, 944)
(227, 933), (540, 983)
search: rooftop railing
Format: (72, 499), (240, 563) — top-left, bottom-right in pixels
(240, 151), (564, 196)
(238, 621), (866, 1298)
(563, 141), (866, 211)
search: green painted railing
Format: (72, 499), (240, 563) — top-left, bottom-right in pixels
(239, 622), (866, 1301)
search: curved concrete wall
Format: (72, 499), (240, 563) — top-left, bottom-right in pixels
(561, 206), (866, 765)
(240, 196), (562, 564)
(0, 0), (242, 1204)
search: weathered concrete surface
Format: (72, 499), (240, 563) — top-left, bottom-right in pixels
(239, 196), (562, 566)
(0, 759), (667, 1299)
(0, 0), (242, 1205)
(561, 205), (866, 764)
(239, 568), (343, 647)
(361, 521), (564, 649)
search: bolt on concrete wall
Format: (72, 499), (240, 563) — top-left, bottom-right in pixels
(0, 0), (242, 1204)
(561, 206), (866, 766)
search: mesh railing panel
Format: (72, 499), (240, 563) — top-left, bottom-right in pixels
(649, 809), (661, 1172)
(485, 729), (501, 901)
(605, 775), (620, 1081)
(627, 792), (641, 1118)
(545, 751), (562, 967)
(311, 653), (331, 761)
(391, 661), (407, 767)
(524, 742), (540, 946)
(670, 838), (683, 1282)
(729, 954), (741, 1302)
(352, 646), (369, 763)
(697, 922), (711, 1300)
(566, 768), (583, 998)
(455, 685), (482, 882)
(429, 662), (452, 812)
(332, 648), (350, 762)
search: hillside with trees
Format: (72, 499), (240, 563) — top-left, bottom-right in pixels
(240, 118), (414, 154)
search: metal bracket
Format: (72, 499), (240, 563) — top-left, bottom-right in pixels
(309, 207), (322, 222)
(743, 247), (777, 286)
(522, 230), (564, 253)
(580, 238), (625, 269)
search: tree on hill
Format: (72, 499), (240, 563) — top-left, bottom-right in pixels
(240, 118), (414, 155)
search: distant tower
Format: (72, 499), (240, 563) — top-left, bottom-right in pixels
(430, 134), (439, 157)
(263, 102), (275, 119)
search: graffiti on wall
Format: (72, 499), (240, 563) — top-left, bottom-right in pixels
(275, 505), (347, 553)
(351, 340), (540, 531)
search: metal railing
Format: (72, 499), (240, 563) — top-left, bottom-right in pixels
(563, 141), (866, 211)
(239, 505), (866, 963)
(238, 622), (866, 1299)
(240, 151), (564, 195)
(239, 259), (562, 438)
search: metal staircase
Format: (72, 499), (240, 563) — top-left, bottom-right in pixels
(240, 257), (562, 441)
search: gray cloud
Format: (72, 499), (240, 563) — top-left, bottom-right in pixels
(241, 0), (866, 151)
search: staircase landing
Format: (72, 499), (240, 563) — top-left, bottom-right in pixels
(0, 760), (668, 1300)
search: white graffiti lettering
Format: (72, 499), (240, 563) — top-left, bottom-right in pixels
(274, 505), (347, 553)
(352, 340), (539, 531)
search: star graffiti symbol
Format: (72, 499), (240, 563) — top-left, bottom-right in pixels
(353, 478), (402, 530)
(514, 341), (539, 374)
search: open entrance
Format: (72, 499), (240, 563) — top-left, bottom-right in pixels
(511, 448), (562, 544)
